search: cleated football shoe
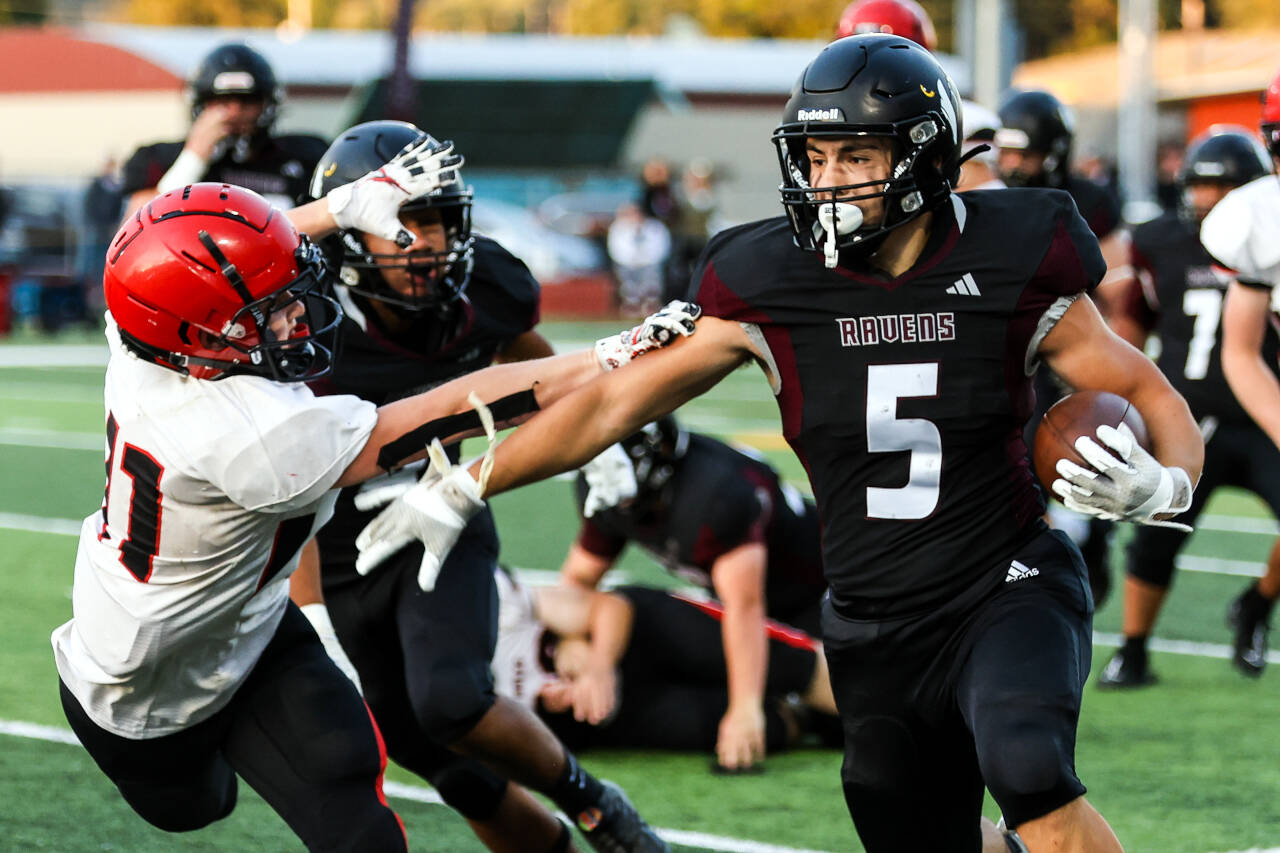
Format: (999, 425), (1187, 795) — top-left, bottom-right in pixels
(1227, 592), (1271, 678)
(1097, 646), (1157, 689)
(576, 780), (669, 853)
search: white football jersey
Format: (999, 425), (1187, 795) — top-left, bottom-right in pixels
(52, 320), (377, 739)
(491, 569), (556, 711)
(1201, 174), (1280, 287)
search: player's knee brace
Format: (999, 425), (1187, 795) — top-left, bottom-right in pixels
(430, 764), (508, 820)
(977, 715), (1084, 827)
(411, 661), (497, 743)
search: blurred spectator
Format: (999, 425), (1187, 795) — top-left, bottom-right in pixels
(607, 202), (670, 314)
(80, 156), (123, 321)
(1156, 141), (1186, 211)
(666, 159), (720, 301)
(640, 158), (680, 227)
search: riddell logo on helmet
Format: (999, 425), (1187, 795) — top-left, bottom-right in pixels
(797, 108), (845, 122)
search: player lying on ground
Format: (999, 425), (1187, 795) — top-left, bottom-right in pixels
(491, 567), (838, 755)
(563, 415), (827, 770)
(352, 35), (1203, 853)
(52, 138), (694, 852)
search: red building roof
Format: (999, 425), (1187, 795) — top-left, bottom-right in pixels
(0, 27), (181, 93)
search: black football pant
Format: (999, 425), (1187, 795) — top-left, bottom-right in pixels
(822, 527), (1092, 852)
(60, 604), (407, 852)
(325, 510), (514, 820)
(1127, 421), (1280, 588)
(542, 585), (819, 752)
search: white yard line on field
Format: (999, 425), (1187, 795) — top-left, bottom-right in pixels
(0, 718), (831, 853)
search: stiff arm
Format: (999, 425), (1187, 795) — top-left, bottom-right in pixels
(475, 316), (762, 497)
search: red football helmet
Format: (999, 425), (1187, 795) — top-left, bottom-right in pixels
(835, 0), (937, 51)
(1262, 66), (1280, 162)
(104, 183), (341, 381)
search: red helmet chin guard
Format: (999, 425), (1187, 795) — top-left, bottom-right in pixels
(104, 183), (340, 381)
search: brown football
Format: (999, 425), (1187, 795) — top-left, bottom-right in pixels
(1033, 390), (1150, 499)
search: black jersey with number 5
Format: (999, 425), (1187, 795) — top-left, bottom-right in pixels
(688, 188), (1105, 616)
(1128, 210), (1279, 424)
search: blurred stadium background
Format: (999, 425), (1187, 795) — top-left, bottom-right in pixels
(3, 1), (1280, 851)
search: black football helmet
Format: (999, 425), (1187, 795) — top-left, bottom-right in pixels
(309, 120), (474, 317)
(188, 43), (282, 155)
(996, 90), (1074, 188)
(620, 415), (689, 501)
(1177, 125), (1271, 223)
(772, 35), (963, 263)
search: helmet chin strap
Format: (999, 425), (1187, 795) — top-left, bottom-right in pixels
(817, 201), (864, 268)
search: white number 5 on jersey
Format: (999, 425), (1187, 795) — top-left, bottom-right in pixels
(865, 363), (942, 519)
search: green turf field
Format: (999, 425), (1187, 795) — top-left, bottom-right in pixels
(2, 322), (1279, 852)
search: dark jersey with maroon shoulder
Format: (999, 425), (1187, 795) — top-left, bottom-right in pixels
(573, 433), (826, 621)
(121, 134), (329, 209)
(313, 235), (541, 589)
(1126, 210), (1280, 424)
(688, 189), (1105, 617)
(1064, 174), (1122, 242)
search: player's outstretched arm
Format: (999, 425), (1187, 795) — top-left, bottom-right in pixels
(350, 317), (759, 590)
(1038, 294), (1204, 526)
(336, 303), (702, 487)
(1222, 281), (1280, 450)
(480, 316), (756, 498)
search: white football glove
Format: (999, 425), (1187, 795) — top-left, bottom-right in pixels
(594, 300), (702, 370)
(1052, 423), (1194, 532)
(300, 603), (362, 692)
(355, 394), (495, 591)
(327, 136), (464, 248)
(579, 443), (638, 518)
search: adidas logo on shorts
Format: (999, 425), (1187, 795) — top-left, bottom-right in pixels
(1005, 559), (1040, 583)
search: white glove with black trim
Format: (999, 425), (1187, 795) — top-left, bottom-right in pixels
(594, 300), (702, 370)
(579, 443), (637, 518)
(327, 136), (464, 248)
(355, 394), (495, 591)
(1052, 423), (1194, 532)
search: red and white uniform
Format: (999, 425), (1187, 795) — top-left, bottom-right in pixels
(491, 569), (556, 711)
(52, 320), (376, 739)
(1201, 175), (1280, 294)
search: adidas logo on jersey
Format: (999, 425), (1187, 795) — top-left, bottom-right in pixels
(946, 273), (981, 296)
(1005, 560), (1040, 583)
(836, 312), (956, 347)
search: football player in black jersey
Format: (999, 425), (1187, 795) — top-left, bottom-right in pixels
(997, 88), (1127, 606)
(1207, 72), (1280, 680)
(561, 416), (825, 770)
(361, 36), (1207, 852)
(1097, 126), (1280, 686)
(294, 120), (675, 853)
(121, 43), (327, 218)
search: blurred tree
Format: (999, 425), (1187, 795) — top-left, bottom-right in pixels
(1213, 0), (1280, 27)
(113, 0), (285, 26)
(0, 0), (49, 24)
